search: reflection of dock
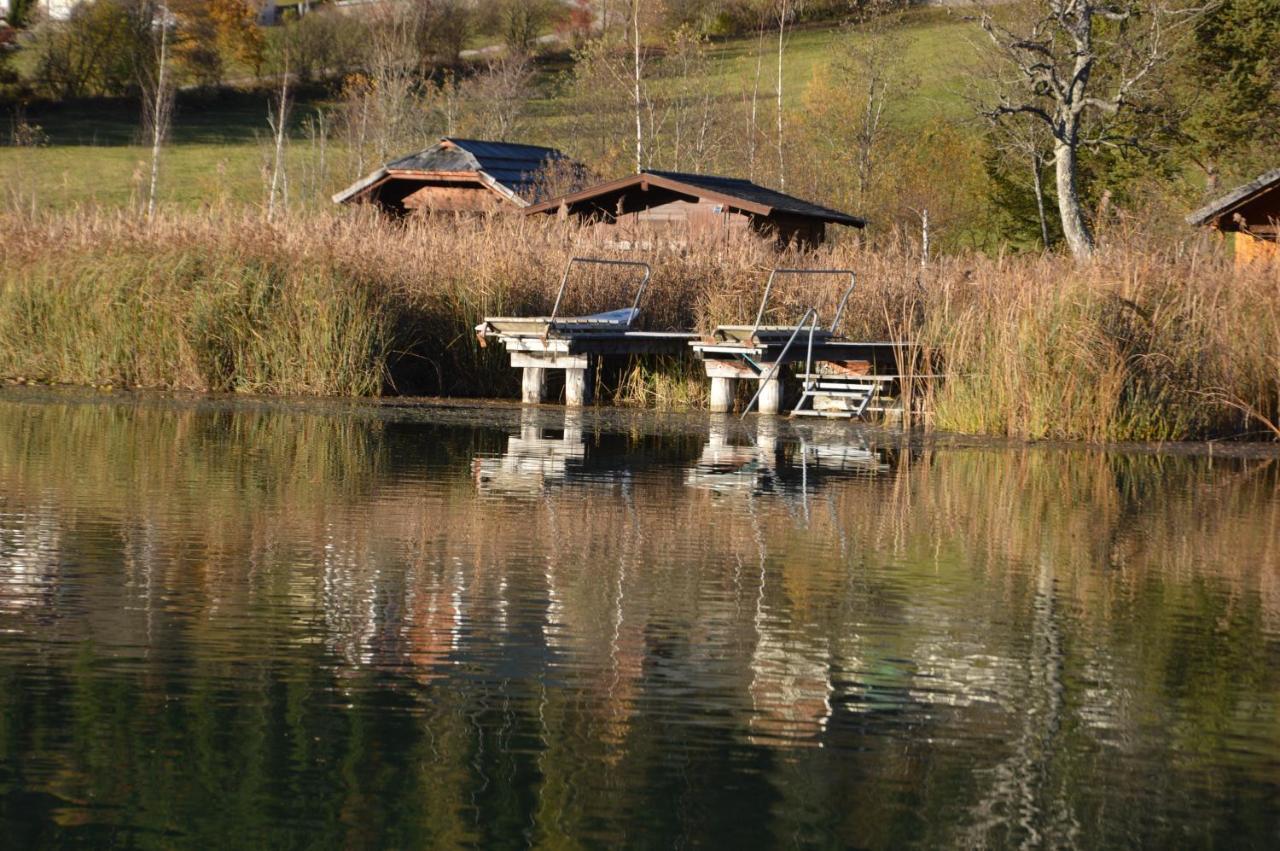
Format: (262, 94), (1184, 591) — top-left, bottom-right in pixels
(473, 411), (588, 495)
(472, 410), (652, 495)
(685, 417), (890, 495)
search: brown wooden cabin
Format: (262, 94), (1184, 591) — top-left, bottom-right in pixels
(523, 170), (865, 249)
(1187, 168), (1280, 269)
(332, 138), (573, 216)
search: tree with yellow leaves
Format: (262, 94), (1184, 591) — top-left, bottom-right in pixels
(170, 0), (264, 86)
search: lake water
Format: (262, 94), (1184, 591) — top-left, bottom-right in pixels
(1, 389), (1278, 848)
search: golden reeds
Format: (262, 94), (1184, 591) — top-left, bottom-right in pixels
(0, 207), (1276, 441)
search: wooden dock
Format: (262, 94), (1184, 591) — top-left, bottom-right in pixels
(475, 258), (698, 406)
(688, 269), (916, 417)
(691, 327), (909, 415)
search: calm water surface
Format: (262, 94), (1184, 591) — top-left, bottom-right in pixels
(1, 390), (1278, 848)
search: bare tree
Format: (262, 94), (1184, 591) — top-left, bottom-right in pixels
(835, 4), (917, 209)
(666, 26), (720, 172)
(143, 2), (174, 220)
(746, 4), (769, 180)
(774, 0), (788, 189)
(631, 0), (642, 171)
(461, 53), (534, 140)
(993, 116), (1057, 250)
(267, 53), (291, 221)
(976, 0), (1210, 258)
(481, 0), (559, 55)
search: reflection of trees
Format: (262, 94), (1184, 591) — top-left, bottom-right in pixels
(0, 397), (1278, 845)
(960, 553), (1079, 847)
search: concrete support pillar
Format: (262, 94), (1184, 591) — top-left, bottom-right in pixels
(757, 372), (783, 415)
(709, 377), (737, 413)
(564, 366), (591, 407)
(521, 366), (546, 404)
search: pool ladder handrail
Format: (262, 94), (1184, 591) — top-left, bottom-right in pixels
(740, 307), (821, 419)
(548, 257), (653, 332)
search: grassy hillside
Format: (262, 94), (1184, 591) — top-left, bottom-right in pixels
(0, 8), (980, 212)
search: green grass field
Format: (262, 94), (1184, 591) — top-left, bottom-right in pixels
(0, 8), (982, 212)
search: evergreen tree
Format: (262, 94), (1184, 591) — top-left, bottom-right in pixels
(1181, 0), (1280, 183)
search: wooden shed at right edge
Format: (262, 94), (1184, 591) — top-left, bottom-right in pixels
(1187, 168), (1280, 268)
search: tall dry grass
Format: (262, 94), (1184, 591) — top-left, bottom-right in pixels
(0, 207), (1276, 441)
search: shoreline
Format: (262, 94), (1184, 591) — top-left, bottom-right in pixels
(5, 383), (1279, 460)
(3, 211), (1276, 446)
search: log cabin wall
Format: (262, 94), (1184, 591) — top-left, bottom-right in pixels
(1230, 191), (1280, 269)
(401, 182), (506, 214)
(599, 202), (828, 249)
(1235, 232), (1280, 267)
(624, 199), (750, 235)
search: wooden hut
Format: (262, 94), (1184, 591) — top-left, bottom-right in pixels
(523, 170), (865, 249)
(333, 138), (573, 216)
(1187, 168), (1280, 268)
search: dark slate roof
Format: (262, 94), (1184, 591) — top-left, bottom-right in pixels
(642, 170), (865, 227)
(523, 169), (865, 227)
(1187, 167), (1280, 226)
(333, 138), (570, 206)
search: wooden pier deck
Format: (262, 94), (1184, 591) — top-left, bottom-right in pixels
(687, 268), (923, 417)
(690, 320), (916, 415)
(477, 317), (699, 405)
(475, 257), (697, 406)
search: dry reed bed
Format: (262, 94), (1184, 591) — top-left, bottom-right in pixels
(0, 209), (1277, 441)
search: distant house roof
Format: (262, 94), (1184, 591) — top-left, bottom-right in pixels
(523, 169), (866, 228)
(1187, 168), (1280, 228)
(333, 138), (571, 208)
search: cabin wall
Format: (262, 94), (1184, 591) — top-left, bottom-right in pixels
(401, 183), (506, 214)
(619, 199), (751, 236)
(759, 213), (827, 249)
(585, 200), (830, 249)
(1234, 232), (1280, 269)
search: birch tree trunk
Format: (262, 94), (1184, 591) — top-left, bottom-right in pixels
(748, 19), (765, 181)
(632, 0), (642, 172)
(775, 0), (787, 190)
(268, 62), (291, 222)
(146, 6), (171, 221)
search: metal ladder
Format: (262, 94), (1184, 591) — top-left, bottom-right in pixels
(791, 371), (878, 418)
(739, 269), (858, 418)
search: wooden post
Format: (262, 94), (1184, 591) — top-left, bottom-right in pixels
(564, 367), (591, 407)
(709, 377), (737, 413)
(757, 372), (783, 415)
(521, 367), (546, 404)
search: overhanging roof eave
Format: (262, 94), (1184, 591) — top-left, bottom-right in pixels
(522, 173), (775, 217)
(1187, 167), (1280, 227)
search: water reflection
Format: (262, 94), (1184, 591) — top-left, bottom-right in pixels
(687, 415), (891, 501)
(0, 391), (1278, 848)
